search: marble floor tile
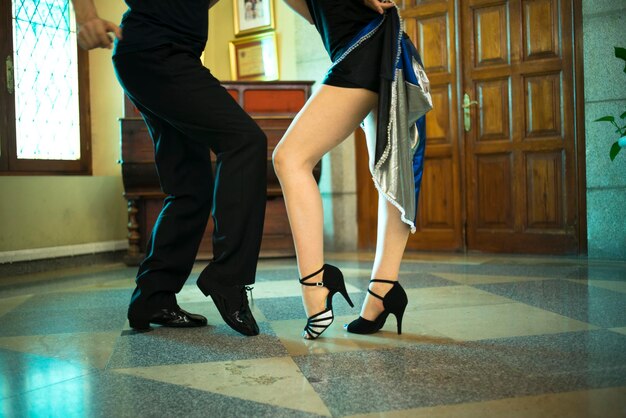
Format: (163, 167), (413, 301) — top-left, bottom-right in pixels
(568, 279), (626, 294)
(241, 279), (362, 300)
(2, 369), (325, 418)
(336, 267), (374, 277)
(328, 252), (492, 265)
(65, 277), (135, 293)
(293, 346), (530, 416)
(1, 253), (624, 417)
(401, 253), (491, 264)
(0, 267), (136, 300)
(432, 272), (550, 285)
(8, 288), (130, 313)
(421, 263), (581, 279)
(478, 330), (626, 376)
(270, 315), (449, 357)
(345, 272), (457, 292)
(255, 265), (302, 282)
(609, 327), (626, 335)
(416, 302), (596, 341)
(0, 294), (33, 317)
(569, 264), (626, 281)
(0, 263), (130, 288)
(0, 348), (96, 400)
(0, 331), (119, 369)
(403, 285), (515, 312)
(255, 295), (362, 321)
(114, 356), (332, 416)
(345, 386), (626, 418)
(107, 322), (287, 369)
(0, 307), (128, 337)
(476, 279), (626, 327)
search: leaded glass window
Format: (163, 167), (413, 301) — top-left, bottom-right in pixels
(11, 0), (81, 161)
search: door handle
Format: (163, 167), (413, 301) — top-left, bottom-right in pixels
(462, 93), (478, 132)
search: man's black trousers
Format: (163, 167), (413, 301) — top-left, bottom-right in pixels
(113, 45), (267, 310)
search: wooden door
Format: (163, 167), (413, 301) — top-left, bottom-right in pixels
(461, 0), (581, 253)
(356, 0), (464, 251)
(355, 0), (585, 254)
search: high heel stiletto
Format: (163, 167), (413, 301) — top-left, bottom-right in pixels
(345, 279), (408, 335)
(299, 264), (354, 340)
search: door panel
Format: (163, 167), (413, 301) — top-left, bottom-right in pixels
(473, 4), (509, 67)
(426, 85), (451, 142)
(417, 14), (450, 73)
(475, 154), (514, 230)
(523, 0), (560, 59)
(477, 78), (511, 141)
(525, 151), (564, 229)
(421, 156), (456, 229)
(524, 73), (562, 137)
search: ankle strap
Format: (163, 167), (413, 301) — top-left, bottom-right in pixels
(299, 265), (325, 286)
(368, 279), (397, 300)
(370, 279), (396, 284)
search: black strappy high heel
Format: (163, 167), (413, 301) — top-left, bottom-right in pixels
(345, 279), (408, 335)
(299, 264), (355, 340)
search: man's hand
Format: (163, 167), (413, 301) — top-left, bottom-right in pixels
(364, 0), (395, 14)
(77, 17), (122, 50)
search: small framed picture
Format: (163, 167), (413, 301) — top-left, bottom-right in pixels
(233, 0), (275, 37)
(229, 32), (279, 81)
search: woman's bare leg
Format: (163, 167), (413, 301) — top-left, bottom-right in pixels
(358, 110), (411, 321)
(273, 85), (377, 320)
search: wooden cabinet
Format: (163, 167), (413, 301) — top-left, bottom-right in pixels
(119, 81), (316, 265)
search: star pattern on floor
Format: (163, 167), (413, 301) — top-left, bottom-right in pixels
(1, 253), (626, 417)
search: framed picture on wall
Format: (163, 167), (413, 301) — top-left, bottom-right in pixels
(229, 32), (279, 81)
(233, 0), (275, 37)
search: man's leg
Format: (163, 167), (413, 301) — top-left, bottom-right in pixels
(127, 105), (214, 328)
(113, 45), (267, 334)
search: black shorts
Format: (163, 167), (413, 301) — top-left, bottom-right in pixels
(322, 25), (385, 94)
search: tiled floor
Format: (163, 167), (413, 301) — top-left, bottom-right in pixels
(1, 253), (625, 417)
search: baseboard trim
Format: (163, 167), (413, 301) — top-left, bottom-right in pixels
(0, 240), (129, 264)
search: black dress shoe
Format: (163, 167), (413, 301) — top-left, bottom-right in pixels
(197, 278), (259, 336)
(129, 307), (208, 330)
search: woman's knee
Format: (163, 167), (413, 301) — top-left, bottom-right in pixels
(272, 144), (288, 179)
(272, 142), (302, 179)
(273, 143), (317, 181)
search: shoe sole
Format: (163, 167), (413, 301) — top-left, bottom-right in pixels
(128, 313), (207, 331)
(128, 319), (152, 331)
(128, 319), (206, 330)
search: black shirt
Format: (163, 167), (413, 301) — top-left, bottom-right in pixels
(305, 0), (379, 62)
(114, 0), (211, 57)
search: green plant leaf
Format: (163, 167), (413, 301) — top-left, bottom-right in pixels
(620, 110), (626, 119)
(595, 116), (615, 123)
(616, 47), (626, 73)
(610, 141), (621, 161)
